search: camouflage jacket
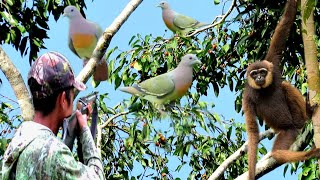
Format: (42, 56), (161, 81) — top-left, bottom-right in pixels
(1, 121), (105, 179)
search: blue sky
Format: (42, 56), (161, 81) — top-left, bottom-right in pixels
(1, 0), (301, 179)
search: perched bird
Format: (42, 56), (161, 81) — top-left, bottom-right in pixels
(64, 5), (108, 87)
(119, 54), (202, 105)
(157, 1), (208, 35)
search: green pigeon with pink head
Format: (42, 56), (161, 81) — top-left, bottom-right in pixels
(64, 5), (108, 87)
(158, 1), (208, 36)
(119, 54), (202, 105)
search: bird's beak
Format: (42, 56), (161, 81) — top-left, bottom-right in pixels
(193, 59), (202, 65)
(63, 12), (67, 17)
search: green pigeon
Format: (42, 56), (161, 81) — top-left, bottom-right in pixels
(119, 54), (202, 105)
(157, 1), (208, 35)
(64, 5), (108, 87)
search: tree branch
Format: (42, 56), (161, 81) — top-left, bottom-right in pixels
(0, 46), (34, 121)
(235, 126), (313, 179)
(186, 0), (237, 37)
(100, 111), (130, 129)
(208, 129), (275, 180)
(75, 0), (143, 93)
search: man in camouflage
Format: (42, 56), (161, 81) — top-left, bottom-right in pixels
(1, 51), (105, 179)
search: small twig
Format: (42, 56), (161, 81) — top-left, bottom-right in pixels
(187, 0), (237, 37)
(0, 94), (19, 104)
(100, 111), (130, 129)
(208, 129), (275, 180)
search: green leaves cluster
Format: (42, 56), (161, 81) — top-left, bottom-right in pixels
(97, 92), (247, 179)
(0, 101), (22, 168)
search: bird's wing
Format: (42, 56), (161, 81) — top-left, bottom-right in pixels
(68, 38), (80, 58)
(138, 74), (175, 97)
(173, 13), (199, 29)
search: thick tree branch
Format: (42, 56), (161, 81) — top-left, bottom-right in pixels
(75, 0), (143, 92)
(235, 126), (313, 179)
(208, 129), (275, 180)
(0, 46), (34, 121)
(186, 0), (237, 37)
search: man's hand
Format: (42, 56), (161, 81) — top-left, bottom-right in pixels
(75, 103), (92, 131)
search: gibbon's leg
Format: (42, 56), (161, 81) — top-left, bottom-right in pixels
(272, 129), (320, 163)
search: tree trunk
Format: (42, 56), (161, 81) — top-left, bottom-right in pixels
(0, 46), (34, 121)
(301, 0), (320, 170)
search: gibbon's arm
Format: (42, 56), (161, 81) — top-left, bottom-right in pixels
(243, 96), (259, 180)
(281, 81), (308, 124)
(265, 0), (297, 65)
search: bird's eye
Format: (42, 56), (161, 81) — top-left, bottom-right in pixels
(71, 9), (74, 12)
(189, 57), (192, 60)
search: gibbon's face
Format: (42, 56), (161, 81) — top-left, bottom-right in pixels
(249, 68), (268, 86)
(246, 60), (273, 89)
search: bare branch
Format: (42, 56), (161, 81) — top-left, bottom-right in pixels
(101, 111), (131, 129)
(186, 0), (237, 37)
(0, 46), (34, 121)
(75, 0), (143, 94)
(0, 94), (19, 104)
(208, 129), (275, 180)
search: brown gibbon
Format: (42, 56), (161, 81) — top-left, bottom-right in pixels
(242, 0), (320, 179)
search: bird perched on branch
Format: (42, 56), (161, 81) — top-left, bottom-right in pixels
(64, 5), (108, 87)
(157, 1), (208, 36)
(119, 54), (202, 105)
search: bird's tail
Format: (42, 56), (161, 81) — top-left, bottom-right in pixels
(84, 57), (109, 88)
(93, 59), (108, 81)
(118, 86), (143, 96)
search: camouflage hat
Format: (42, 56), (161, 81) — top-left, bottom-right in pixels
(28, 51), (86, 99)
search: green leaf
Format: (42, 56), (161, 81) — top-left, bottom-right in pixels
(222, 44), (230, 53)
(105, 46), (118, 60)
(133, 61), (142, 71)
(303, 0), (315, 24)
(213, 0), (220, 5)
(128, 35), (136, 45)
(142, 124), (150, 140)
(0, 12), (18, 26)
